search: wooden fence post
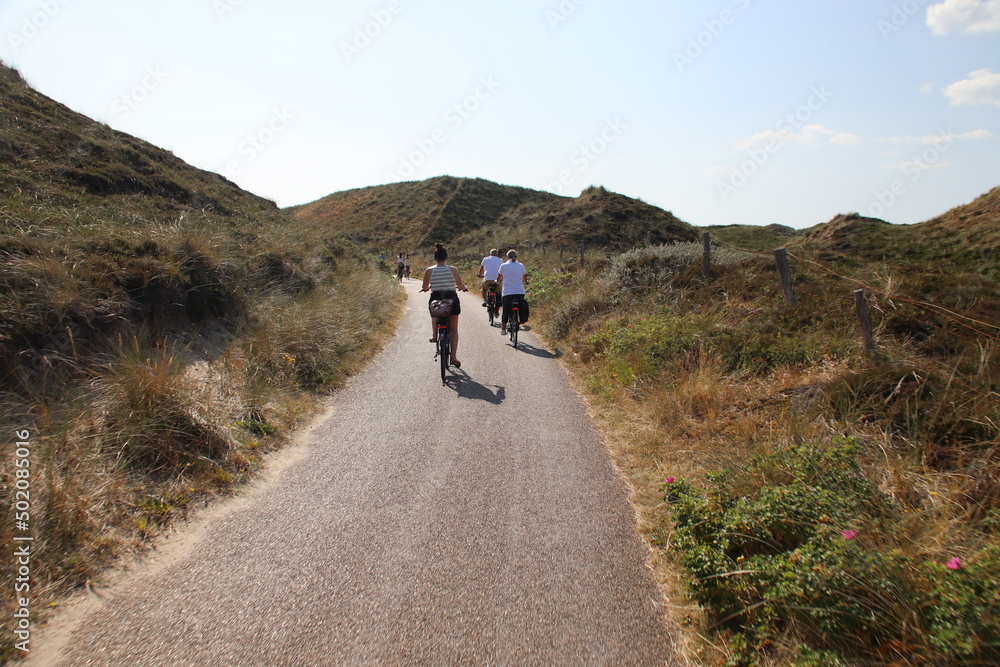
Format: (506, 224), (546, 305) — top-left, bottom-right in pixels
(774, 247), (796, 305)
(854, 289), (878, 358)
(702, 232), (711, 279)
(646, 230), (652, 246)
(580, 240), (585, 268)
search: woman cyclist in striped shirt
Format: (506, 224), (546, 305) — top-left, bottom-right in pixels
(421, 243), (468, 368)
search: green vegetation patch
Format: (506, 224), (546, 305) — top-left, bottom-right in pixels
(663, 440), (1000, 666)
(588, 305), (854, 384)
(591, 308), (715, 382)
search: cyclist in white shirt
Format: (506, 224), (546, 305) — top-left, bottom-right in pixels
(496, 249), (528, 336)
(476, 248), (503, 306)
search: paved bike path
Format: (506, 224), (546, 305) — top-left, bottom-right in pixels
(32, 278), (678, 665)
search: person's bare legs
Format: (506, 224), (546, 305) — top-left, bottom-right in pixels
(430, 316), (436, 342)
(450, 314), (460, 365)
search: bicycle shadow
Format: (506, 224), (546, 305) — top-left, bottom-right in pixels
(504, 340), (560, 359)
(446, 371), (506, 404)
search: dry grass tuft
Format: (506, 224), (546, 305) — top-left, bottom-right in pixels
(96, 341), (237, 474)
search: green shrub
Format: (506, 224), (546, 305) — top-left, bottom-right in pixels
(663, 440), (1000, 665)
(922, 546), (1000, 658)
(587, 306), (847, 384)
(591, 308), (712, 382)
(717, 331), (809, 375)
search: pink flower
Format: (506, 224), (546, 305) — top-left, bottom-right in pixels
(946, 557), (962, 570)
(841, 529), (858, 540)
(664, 477), (675, 484)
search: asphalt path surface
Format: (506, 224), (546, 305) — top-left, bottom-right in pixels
(32, 278), (678, 666)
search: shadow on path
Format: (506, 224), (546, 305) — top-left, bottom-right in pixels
(505, 340), (559, 359)
(446, 371), (506, 404)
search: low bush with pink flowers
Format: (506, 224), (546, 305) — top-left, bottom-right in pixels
(662, 440), (1000, 666)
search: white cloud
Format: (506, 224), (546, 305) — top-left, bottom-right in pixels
(959, 128), (996, 139)
(733, 124), (852, 150)
(879, 129), (994, 143)
(830, 133), (863, 146)
(733, 128), (792, 151)
(797, 124), (834, 144)
(943, 68), (1000, 107)
(927, 0), (1000, 34)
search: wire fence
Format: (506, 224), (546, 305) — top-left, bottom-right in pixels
(692, 233), (1000, 354)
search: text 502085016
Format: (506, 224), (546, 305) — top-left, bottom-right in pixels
(12, 429), (32, 653)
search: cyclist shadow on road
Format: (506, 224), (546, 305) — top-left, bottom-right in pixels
(504, 340), (560, 359)
(447, 372), (506, 404)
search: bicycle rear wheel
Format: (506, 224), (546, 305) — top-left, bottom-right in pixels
(510, 309), (519, 349)
(439, 330), (449, 382)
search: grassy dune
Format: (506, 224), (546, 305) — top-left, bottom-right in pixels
(528, 217), (999, 665)
(0, 63), (402, 657)
(288, 175), (560, 252)
(289, 177), (699, 260)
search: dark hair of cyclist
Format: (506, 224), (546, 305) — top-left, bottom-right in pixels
(434, 243), (448, 261)
(507, 249), (517, 260)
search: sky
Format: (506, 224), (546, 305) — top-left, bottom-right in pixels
(1, 0), (998, 229)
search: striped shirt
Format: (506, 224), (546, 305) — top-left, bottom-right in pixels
(429, 265), (457, 291)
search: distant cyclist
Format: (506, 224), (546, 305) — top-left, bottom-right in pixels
(403, 253), (411, 279)
(497, 249), (528, 336)
(395, 253), (405, 281)
(476, 248), (503, 307)
(421, 243), (468, 368)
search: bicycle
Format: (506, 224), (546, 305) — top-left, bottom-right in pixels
(485, 284), (500, 327)
(434, 313), (451, 382)
(422, 289), (464, 383)
(507, 296), (521, 349)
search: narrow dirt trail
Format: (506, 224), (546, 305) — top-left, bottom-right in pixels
(30, 278), (679, 666)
